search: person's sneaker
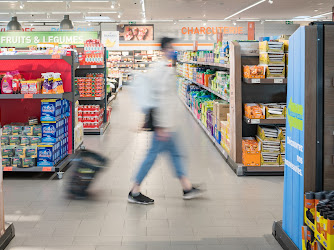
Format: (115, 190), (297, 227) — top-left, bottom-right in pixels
(183, 187), (204, 200)
(128, 192), (154, 205)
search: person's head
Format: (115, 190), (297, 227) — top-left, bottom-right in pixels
(160, 37), (176, 60)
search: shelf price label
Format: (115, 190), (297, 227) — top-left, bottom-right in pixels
(3, 167), (12, 171)
(91, 65), (97, 68)
(251, 79), (261, 84)
(24, 94), (33, 98)
(251, 119), (260, 124)
(274, 79), (284, 83)
(42, 167), (52, 172)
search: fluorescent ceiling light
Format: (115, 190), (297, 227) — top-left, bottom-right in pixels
(179, 20), (202, 22)
(52, 12), (81, 14)
(236, 19), (260, 21)
(224, 0), (266, 20)
(27, 0), (64, 2)
(72, 1), (109, 2)
(0, 13), (10, 14)
(311, 11), (332, 19)
(293, 16), (311, 19)
(265, 19), (289, 21)
(208, 20), (228, 21)
(87, 11), (117, 14)
(16, 12), (46, 14)
(85, 16), (113, 22)
(0, 1), (18, 2)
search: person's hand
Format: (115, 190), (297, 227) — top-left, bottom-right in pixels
(156, 128), (170, 141)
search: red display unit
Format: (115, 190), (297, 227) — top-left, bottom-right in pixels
(0, 54), (79, 177)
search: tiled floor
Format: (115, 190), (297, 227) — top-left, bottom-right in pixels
(4, 88), (283, 250)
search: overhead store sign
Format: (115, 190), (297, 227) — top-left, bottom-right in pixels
(101, 31), (119, 49)
(181, 26), (244, 35)
(0, 31), (98, 47)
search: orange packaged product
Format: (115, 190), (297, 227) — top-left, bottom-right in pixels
(244, 103), (265, 119)
(242, 137), (261, 166)
(243, 65), (265, 79)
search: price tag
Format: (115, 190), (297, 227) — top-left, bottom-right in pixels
(24, 94), (33, 99)
(274, 79), (284, 83)
(251, 79), (261, 84)
(91, 65), (97, 68)
(42, 167), (52, 172)
(3, 167), (12, 171)
(52, 54), (61, 59)
(251, 119), (260, 124)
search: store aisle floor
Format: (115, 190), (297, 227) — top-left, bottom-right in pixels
(4, 87), (283, 250)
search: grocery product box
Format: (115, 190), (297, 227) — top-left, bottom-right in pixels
(256, 136), (281, 154)
(266, 65), (286, 79)
(41, 99), (62, 122)
(242, 137), (260, 166)
(244, 103), (265, 119)
(259, 41), (284, 53)
(261, 152), (280, 166)
(262, 103), (286, 119)
(280, 140), (285, 154)
(259, 52), (285, 65)
(37, 143), (57, 167)
(243, 65), (265, 79)
(257, 125), (280, 142)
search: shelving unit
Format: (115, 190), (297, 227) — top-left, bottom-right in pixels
(179, 75), (228, 102)
(76, 47), (109, 135)
(179, 60), (230, 69)
(178, 42), (287, 176)
(0, 52), (79, 177)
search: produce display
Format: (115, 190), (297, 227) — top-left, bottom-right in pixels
(75, 73), (105, 98)
(0, 71), (64, 94)
(1, 98), (69, 168)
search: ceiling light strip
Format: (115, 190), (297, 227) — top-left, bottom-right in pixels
(72, 1), (109, 2)
(311, 11), (333, 19)
(27, 0), (64, 2)
(224, 0), (266, 20)
(51, 12), (81, 14)
(87, 11), (118, 14)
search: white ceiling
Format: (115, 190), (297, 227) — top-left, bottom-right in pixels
(0, 0), (332, 23)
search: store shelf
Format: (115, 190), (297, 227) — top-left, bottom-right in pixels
(243, 116), (286, 125)
(3, 155), (71, 173)
(0, 54), (71, 61)
(180, 76), (229, 102)
(0, 92), (76, 102)
(79, 96), (105, 101)
(243, 78), (287, 84)
(178, 60), (230, 68)
(84, 121), (110, 135)
(77, 65), (105, 69)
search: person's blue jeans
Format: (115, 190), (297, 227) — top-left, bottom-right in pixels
(134, 131), (187, 185)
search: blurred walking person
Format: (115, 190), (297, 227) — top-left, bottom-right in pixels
(128, 37), (204, 205)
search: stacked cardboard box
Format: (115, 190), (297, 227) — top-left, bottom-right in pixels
(257, 125), (282, 166)
(221, 113), (230, 153)
(242, 137), (260, 166)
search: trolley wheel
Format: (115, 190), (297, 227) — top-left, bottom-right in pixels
(57, 172), (64, 179)
(80, 144), (86, 150)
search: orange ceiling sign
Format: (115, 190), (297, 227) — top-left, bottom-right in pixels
(181, 27), (243, 35)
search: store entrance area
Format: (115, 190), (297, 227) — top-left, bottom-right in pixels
(4, 87), (283, 250)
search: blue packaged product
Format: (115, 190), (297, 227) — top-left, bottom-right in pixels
(41, 99), (62, 122)
(37, 143), (56, 167)
(42, 122), (58, 143)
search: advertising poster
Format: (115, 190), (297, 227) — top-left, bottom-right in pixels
(117, 24), (154, 41)
(102, 31), (119, 49)
(282, 26), (305, 249)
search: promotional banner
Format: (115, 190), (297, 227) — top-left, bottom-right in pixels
(0, 31), (98, 47)
(117, 24), (154, 41)
(101, 31), (119, 49)
(283, 26), (305, 249)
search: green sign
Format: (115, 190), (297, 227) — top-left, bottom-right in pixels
(287, 97), (303, 131)
(0, 31), (98, 47)
(286, 21), (294, 25)
(129, 21), (137, 24)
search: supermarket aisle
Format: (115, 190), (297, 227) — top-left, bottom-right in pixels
(4, 87), (283, 250)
